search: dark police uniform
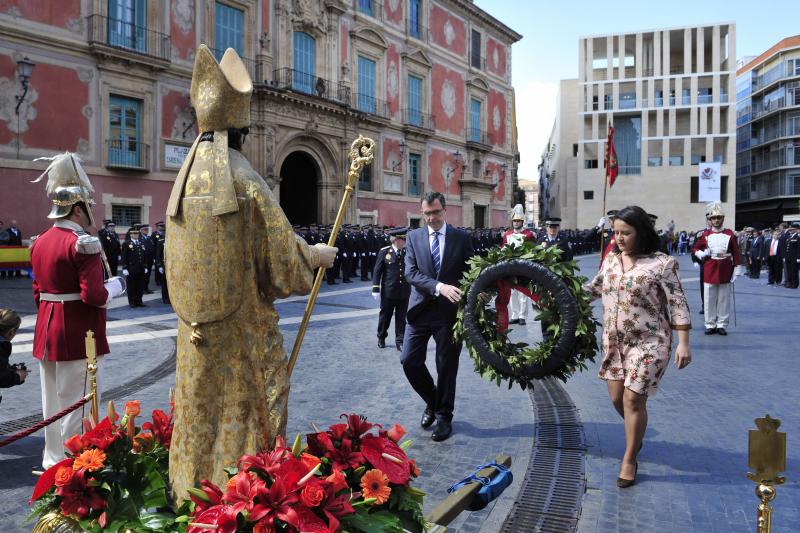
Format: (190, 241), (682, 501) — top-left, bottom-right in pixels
(151, 223), (166, 286)
(785, 227), (800, 289)
(121, 229), (148, 307)
(154, 233), (170, 304)
(98, 220), (121, 276)
(372, 228), (411, 350)
(536, 218), (573, 340)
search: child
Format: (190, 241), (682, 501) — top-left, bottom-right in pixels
(1, 309), (28, 404)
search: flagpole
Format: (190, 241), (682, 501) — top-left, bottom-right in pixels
(599, 125), (610, 268)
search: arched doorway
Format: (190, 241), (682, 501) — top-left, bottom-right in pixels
(279, 151), (319, 224)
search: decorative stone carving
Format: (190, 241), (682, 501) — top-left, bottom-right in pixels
(341, 61), (350, 78)
(492, 106), (500, 130)
(0, 77), (38, 133)
(67, 17), (84, 34)
(292, 0), (326, 33)
(444, 20), (455, 46)
(171, 105), (197, 140)
(441, 79), (456, 118)
(77, 138), (90, 155)
(387, 60), (398, 99)
(492, 48), (499, 70)
(78, 68), (94, 83)
(83, 105), (93, 119)
(172, 0), (194, 34)
(305, 117), (319, 134)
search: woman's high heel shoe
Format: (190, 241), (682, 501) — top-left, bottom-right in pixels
(617, 462), (638, 488)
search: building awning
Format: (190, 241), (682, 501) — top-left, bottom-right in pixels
(737, 200), (783, 213)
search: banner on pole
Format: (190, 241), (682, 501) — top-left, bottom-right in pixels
(698, 161), (721, 202)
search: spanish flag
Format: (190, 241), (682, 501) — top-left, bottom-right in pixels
(605, 123), (618, 188)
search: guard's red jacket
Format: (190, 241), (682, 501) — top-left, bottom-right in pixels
(31, 225), (109, 361)
(502, 228), (535, 247)
(692, 228), (741, 285)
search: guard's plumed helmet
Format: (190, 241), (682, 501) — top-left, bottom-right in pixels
(32, 152), (95, 226)
(705, 202), (724, 219)
(511, 203), (525, 222)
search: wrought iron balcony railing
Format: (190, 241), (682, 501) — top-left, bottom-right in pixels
(87, 14), (170, 61)
(402, 108), (434, 130)
(466, 127), (490, 146)
(354, 93), (390, 119)
(272, 68), (351, 105)
(211, 48), (258, 83)
(107, 138), (149, 170)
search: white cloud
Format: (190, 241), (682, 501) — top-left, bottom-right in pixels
(514, 80), (558, 180)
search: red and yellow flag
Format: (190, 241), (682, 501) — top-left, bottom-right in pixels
(604, 124), (618, 188)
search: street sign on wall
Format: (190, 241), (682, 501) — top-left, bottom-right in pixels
(164, 143), (191, 169)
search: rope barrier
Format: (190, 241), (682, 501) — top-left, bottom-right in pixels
(0, 393), (93, 448)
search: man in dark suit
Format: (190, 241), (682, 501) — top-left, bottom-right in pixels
(748, 230), (764, 278)
(139, 225), (155, 293)
(121, 225), (148, 307)
(372, 227), (411, 350)
(401, 191), (474, 442)
(98, 220), (121, 276)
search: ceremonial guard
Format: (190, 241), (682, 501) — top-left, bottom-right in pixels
(121, 225), (148, 308)
(372, 228), (411, 350)
(502, 205), (535, 324)
(692, 202), (743, 335)
(98, 219), (120, 276)
(165, 45), (336, 499)
(29, 152), (124, 468)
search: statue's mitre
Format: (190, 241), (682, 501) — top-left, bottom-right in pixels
(191, 44), (253, 132)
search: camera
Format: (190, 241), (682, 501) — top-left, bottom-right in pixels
(12, 362), (28, 372)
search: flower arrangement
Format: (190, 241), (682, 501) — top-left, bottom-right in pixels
(29, 408), (425, 533)
(180, 413), (426, 533)
(28, 401), (177, 532)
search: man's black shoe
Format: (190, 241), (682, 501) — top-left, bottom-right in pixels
(699, 309), (704, 315)
(717, 328), (727, 336)
(508, 318), (519, 324)
(421, 410), (435, 429)
(396, 341), (403, 351)
(328, 281), (338, 285)
(432, 420), (452, 442)
(343, 279), (352, 283)
(518, 319), (526, 325)
(138, 303), (148, 307)
(705, 328), (717, 335)
(377, 338), (386, 349)
(144, 289), (154, 294)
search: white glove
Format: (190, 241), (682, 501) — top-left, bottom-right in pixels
(597, 217), (607, 229)
(123, 269), (130, 277)
(371, 292), (380, 302)
(692, 262), (699, 270)
(732, 265), (745, 282)
(104, 276), (126, 299)
(159, 267), (164, 274)
(694, 249), (710, 260)
(144, 268), (149, 274)
(342, 253), (348, 258)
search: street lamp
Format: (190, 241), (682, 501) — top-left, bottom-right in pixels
(445, 150), (466, 185)
(14, 56), (36, 159)
(392, 140), (406, 172)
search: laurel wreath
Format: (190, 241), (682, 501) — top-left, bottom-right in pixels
(453, 242), (600, 390)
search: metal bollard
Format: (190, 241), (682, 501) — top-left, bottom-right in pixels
(747, 415), (786, 533)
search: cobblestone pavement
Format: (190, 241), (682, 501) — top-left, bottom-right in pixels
(570, 253), (799, 533)
(0, 277), (533, 532)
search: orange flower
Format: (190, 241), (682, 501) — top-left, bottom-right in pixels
(73, 448), (107, 472)
(301, 452), (321, 471)
(360, 469), (391, 505)
(54, 466), (75, 487)
(132, 432), (154, 453)
(125, 400), (141, 417)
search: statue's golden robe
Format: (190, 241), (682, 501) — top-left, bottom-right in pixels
(166, 143), (319, 499)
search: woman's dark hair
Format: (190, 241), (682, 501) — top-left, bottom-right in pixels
(613, 205), (660, 255)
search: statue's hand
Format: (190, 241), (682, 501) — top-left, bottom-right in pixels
(315, 244), (338, 269)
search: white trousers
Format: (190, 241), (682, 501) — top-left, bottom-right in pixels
(510, 289), (529, 320)
(703, 283), (731, 329)
(39, 357), (103, 469)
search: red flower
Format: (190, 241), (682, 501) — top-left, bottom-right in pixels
(56, 471), (106, 518)
(142, 408), (173, 449)
(80, 417), (120, 450)
(360, 435), (410, 484)
(306, 431), (335, 457)
(386, 423), (406, 443)
(188, 479), (224, 513)
(326, 468), (349, 493)
(308, 433), (363, 471)
(300, 479), (326, 508)
(239, 447), (289, 477)
(54, 466), (75, 487)
(124, 400), (141, 417)
(64, 435), (85, 455)
(222, 471), (264, 514)
(409, 459), (421, 477)
(328, 423), (348, 441)
(318, 484), (356, 532)
(301, 452), (321, 471)
(341, 413), (376, 439)
(30, 458), (74, 502)
(190, 505), (239, 533)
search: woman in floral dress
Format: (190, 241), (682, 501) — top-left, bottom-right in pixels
(585, 205), (692, 487)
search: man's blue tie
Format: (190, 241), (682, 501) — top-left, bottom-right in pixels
(431, 231), (441, 276)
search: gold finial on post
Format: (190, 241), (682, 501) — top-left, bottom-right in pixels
(84, 330), (99, 425)
(287, 135), (375, 377)
(747, 415), (786, 533)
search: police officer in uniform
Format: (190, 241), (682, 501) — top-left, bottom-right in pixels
(152, 221), (166, 286)
(785, 223), (800, 289)
(139, 224), (155, 293)
(536, 217), (573, 340)
(372, 227), (411, 350)
(98, 219), (121, 276)
(155, 224), (170, 304)
(121, 225), (148, 307)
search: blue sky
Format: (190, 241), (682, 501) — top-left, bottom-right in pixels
(473, 0), (800, 179)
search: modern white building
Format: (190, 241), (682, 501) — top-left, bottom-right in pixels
(548, 23), (737, 231)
